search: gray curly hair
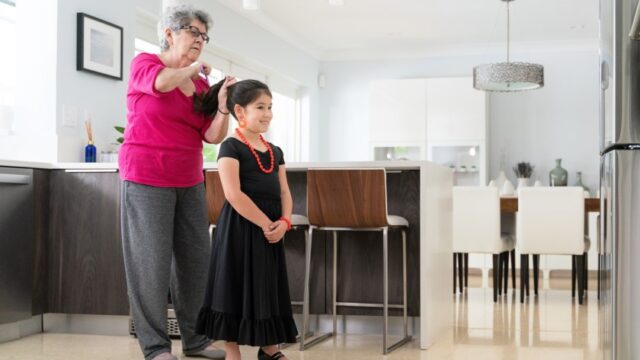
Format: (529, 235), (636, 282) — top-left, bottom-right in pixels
(158, 4), (213, 51)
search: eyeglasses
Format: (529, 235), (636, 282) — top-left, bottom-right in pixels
(179, 25), (210, 44)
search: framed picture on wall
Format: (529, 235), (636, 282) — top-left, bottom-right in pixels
(77, 13), (123, 80)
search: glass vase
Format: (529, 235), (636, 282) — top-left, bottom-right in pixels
(574, 171), (590, 195)
(549, 158), (568, 186)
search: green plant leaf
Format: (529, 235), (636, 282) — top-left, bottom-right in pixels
(114, 126), (125, 134)
(117, 137), (124, 144)
(202, 143), (217, 162)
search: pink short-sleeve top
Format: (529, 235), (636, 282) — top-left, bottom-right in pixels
(118, 53), (213, 187)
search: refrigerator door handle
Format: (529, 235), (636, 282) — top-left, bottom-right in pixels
(630, 1), (640, 40)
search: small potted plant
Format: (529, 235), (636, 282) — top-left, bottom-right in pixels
(114, 126), (125, 144)
(513, 162), (534, 189)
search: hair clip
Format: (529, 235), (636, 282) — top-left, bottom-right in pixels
(200, 64), (209, 86)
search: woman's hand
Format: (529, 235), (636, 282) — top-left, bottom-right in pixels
(190, 61), (211, 80)
(217, 75), (237, 113)
(263, 220), (287, 243)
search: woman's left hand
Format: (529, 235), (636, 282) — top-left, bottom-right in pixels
(217, 75), (237, 113)
(264, 220), (287, 243)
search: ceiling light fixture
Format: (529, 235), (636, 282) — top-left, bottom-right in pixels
(473, 0), (544, 92)
(242, 0), (259, 10)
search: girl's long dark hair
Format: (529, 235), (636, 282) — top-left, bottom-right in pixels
(194, 79), (272, 119)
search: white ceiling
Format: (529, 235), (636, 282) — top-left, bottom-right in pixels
(214, 0), (599, 61)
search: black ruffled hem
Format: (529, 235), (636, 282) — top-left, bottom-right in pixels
(195, 308), (298, 346)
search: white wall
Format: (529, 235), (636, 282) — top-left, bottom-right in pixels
(489, 50), (600, 193)
(319, 47), (600, 191)
(56, 0), (135, 162)
(0, 0), (58, 162)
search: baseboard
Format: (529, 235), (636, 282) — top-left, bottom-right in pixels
(0, 315), (43, 343)
(10, 313), (418, 340)
(43, 314), (130, 337)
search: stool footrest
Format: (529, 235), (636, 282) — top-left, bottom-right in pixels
(279, 331), (315, 349)
(299, 332), (333, 351)
(336, 301), (405, 309)
(384, 336), (413, 355)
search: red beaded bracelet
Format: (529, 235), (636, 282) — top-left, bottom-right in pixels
(279, 216), (292, 231)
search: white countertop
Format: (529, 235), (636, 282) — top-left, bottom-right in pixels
(0, 159), (429, 171)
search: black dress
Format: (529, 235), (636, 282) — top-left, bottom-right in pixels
(196, 137), (298, 346)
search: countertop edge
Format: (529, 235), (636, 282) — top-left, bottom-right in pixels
(1, 160), (432, 171)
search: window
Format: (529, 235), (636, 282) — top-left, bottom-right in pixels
(134, 38), (159, 56)
(0, 1), (16, 108)
(266, 91), (300, 162)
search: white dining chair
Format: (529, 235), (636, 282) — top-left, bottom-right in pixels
(516, 187), (590, 304)
(453, 186), (515, 302)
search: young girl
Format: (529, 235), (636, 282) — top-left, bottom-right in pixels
(194, 79), (298, 360)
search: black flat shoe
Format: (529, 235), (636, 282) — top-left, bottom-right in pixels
(257, 348), (285, 360)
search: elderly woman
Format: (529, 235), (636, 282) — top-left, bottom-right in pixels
(119, 5), (234, 360)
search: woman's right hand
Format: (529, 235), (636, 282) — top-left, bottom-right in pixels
(189, 61), (211, 80)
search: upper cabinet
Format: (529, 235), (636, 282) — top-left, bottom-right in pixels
(369, 77), (488, 184)
(369, 79), (428, 143)
(426, 77), (487, 142)
(369, 77), (487, 146)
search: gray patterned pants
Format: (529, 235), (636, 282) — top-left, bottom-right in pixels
(121, 181), (212, 359)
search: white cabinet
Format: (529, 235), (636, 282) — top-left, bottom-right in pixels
(368, 77), (487, 180)
(369, 79), (428, 144)
(425, 77), (488, 186)
(426, 77), (486, 142)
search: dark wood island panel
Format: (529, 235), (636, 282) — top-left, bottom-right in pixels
(48, 171), (128, 315)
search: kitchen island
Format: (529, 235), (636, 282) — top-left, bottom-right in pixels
(0, 160), (452, 349)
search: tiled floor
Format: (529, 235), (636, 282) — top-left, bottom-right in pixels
(0, 286), (602, 360)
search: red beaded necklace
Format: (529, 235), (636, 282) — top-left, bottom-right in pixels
(235, 128), (275, 174)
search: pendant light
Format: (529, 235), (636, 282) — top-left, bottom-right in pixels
(242, 0), (259, 10)
(473, 0), (544, 92)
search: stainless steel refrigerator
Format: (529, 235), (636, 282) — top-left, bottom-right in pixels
(599, 0), (640, 359)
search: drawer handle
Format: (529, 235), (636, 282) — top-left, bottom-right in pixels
(0, 174), (31, 185)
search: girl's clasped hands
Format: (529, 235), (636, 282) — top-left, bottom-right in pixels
(262, 221), (287, 243)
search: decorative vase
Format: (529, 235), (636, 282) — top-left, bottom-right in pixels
(549, 158), (568, 186)
(516, 178), (529, 196)
(501, 179), (515, 196)
(574, 171), (590, 195)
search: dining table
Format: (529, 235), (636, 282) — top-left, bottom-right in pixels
(500, 197), (600, 213)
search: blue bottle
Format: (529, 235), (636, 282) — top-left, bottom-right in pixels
(85, 141), (96, 162)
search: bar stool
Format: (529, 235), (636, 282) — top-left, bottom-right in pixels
(301, 168), (411, 355)
(285, 214), (311, 308)
(204, 170), (225, 236)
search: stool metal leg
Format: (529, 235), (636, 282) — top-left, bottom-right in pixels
(383, 227), (389, 353)
(402, 230), (409, 338)
(300, 226), (332, 351)
(383, 227), (412, 354)
(333, 230), (338, 336)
